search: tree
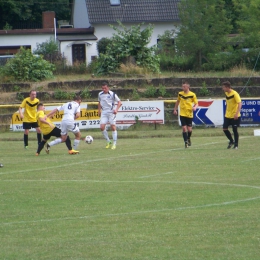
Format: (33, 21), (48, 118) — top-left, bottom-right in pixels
(235, 0), (260, 48)
(0, 0), (72, 29)
(96, 22), (160, 74)
(2, 47), (55, 81)
(34, 37), (62, 63)
(176, 0), (233, 69)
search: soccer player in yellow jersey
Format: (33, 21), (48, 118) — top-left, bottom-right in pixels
(19, 90), (41, 149)
(36, 103), (79, 155)
(173, 81), (198, 148)
(222, 81), (242, 149)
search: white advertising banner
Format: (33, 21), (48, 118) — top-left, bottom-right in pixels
(10, 101), (165, 131)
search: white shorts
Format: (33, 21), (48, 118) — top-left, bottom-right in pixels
(100, 113), (117, 126)
(60, 120), (80, 135)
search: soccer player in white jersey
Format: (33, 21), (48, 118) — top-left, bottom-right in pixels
(98, 82), (122, 150)
(47, 95), (82, 154)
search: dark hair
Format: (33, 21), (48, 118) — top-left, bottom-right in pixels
(182, 81), (190, 86)
(222, 81), (231, 88)
(37, 103), (44, 109)
(102, 81), (109, 87)
(74, 95), (82, 101)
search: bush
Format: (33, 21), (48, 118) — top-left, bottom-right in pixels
(2, 47), (55, 81)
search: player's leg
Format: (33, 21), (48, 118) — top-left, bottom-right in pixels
(232, 117), (240, 149)
(45, 127), (63, 154)
(223, 117), (234, 148)
(187, 125), (192, 146)
(100, 114), (111, 148)
(180, 116), (188, 148)
(22, 123), (30, 148)
(36, 133), (50, 155)
(109, 114), (117, 150)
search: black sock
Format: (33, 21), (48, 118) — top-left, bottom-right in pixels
(65, 136), (72, 150)
(37, 133), (42, 145)
(24, 134), (28, 146)
(182, 132), (188, 143)
(37, 140), (46, 154)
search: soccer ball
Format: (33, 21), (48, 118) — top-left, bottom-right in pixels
(85, 135), (93, 144)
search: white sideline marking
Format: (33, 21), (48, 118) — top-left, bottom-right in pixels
(242, 157), (260, 162)
(0, 136), (253, 176)
(0, 141), (222, 176)
(139, 172), (174, 178)
(2, 196), (260, 226)
(1, 181), (260, 226)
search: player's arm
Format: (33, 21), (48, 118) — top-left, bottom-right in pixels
(193, 102), (198, 111)
(114, 100), (122, 114)
(74, 112), (80, 119)
(19, 107), (24, 119)
(173, 100), (180, 115)
(39, 116), (53, 127)
(47, 108), (58, 118)
(234, 102), (242, 119)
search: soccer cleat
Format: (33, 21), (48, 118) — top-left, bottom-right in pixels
(35, 153), (39, 156)
(233, 144), (238, 149)
(68, 149), (79, 155)
(24, 146), (28, 149)
(227, 142), (234, 149)
(187, 139), (191, 146)
(185, 142), (189, 148)
(111, 144), (116, 150)
(45, 143), (50, 154)
(105, 141), (112, 149)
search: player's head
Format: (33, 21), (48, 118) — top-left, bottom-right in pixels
(182, 81), (190, 92)
(74, 95), (82, 104)
(222, 81), (231, 92)
(101, 82), (109, 93)
(37, 103), (45, 111)
(29, 90), (37, 100)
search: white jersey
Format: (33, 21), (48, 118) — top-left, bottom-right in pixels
(98, 90), (120, 114)
(57, 101), (81, 121)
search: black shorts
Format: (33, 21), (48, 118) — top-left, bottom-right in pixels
(43, 127), (61, 140)
(223, 117), (241, 129)
(180, 116), (193, 127)
(23, 122), (39, 129)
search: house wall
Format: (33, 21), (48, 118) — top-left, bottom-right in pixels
(0, 34), (54, 54)
(84, 22), (177, 63)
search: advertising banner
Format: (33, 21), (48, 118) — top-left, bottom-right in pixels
(10, 101), (164, 131)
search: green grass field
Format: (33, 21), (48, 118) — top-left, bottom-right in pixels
(0, 128), (260, 259)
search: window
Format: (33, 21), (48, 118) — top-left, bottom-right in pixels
(110, 0), (120, 6)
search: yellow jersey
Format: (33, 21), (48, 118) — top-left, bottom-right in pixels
(225, 90), (241, 118)
(36, 110), (55, 135)
(177, 91), (198, 118)
(20, 97), (39, 123)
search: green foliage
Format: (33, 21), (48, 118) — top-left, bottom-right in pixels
(199, 81), (210, 96)
(2, 47), (55, 81)
(158, 84), (167, 97)
(176, 0), (233, 69)
(3, 22), (12, 30)
(0, 0), (71, 29)
(143, 85), (157, 98)
(97, 37), (112, 55)
(95, 22), (160, 74)
(131, 88), (140, 100)
(80, 88), (91, 99)
(53, 89), (75, 100)
(33, 38), (62, 63)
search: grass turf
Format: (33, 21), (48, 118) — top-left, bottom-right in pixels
(0, 129), (260, 259)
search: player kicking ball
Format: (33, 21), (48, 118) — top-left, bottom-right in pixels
(36, 103), (79, 155)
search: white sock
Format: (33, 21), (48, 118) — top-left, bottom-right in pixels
(102, 130), (110, 142)
(112, 130), (117, 145)
(73, 139), (80, 150)
(49, 138), (62, 147)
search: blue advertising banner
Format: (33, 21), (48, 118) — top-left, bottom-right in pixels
(239, 99), (260, 125)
